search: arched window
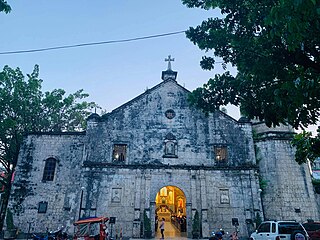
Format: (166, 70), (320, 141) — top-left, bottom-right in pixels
(42, 157), (57, 181)
(165, 141), (176, 155)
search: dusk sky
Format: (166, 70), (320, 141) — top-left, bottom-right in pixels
(0, 0), (241, 119)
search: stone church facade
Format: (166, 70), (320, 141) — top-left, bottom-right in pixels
(8, 61), (319, 238)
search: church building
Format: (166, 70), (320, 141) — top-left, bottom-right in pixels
(8, 57), (319, 239)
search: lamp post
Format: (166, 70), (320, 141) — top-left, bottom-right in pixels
(78, 187), (85, 220)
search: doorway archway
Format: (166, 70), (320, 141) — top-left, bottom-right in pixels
(155, 186), (187, 238)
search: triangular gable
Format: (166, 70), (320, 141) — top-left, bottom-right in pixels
(102, 79), (190, 118)
(101, 78), (240, 124)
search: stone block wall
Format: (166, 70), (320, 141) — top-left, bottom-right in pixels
(9, 133), (85, 233)
(86, 81), (255, 168)
(253, 122), (320, 221)
(78, 165), (260, 239)
(8, 79), (261, 239)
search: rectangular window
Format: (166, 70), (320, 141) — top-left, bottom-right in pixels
(112, 144), (127, 162)
(257, 222), (270, 233)
(214, 146), (228, 165)
(278, 222), (303, 234)
(38, 201), (48, 213)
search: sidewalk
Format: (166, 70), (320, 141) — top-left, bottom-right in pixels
(129, 238), (207, 240)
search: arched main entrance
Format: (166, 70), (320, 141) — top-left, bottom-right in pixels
(155, 186), (187, 238)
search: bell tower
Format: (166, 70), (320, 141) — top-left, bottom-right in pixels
(252, 122), (319, 221)
(161, 55), (177, 81)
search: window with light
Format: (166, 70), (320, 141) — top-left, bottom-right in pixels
(214, 146), (228, 165)
(112, 144), (127, 162)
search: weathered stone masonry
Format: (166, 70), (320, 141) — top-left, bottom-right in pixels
(8, 67), (319, 239)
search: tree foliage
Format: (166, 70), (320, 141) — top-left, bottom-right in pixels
(182, 0), (320, 163)
(0, 65), (96, 230)
(0, 0), (11, 13)
(292, 129), (320, 164)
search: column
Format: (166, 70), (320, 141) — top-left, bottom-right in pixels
(200, 171), (209, 238)
(132, 171), (142, 238)
(190, 171), (198, 238)
(186, 202), (192, 238)
(150, 201), (156, 237)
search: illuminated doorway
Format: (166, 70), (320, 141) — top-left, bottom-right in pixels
(155, 186), (187, 238)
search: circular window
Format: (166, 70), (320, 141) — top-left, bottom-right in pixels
(165, 109), (176, 119)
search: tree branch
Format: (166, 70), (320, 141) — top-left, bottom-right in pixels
(290, 50), (320, 73)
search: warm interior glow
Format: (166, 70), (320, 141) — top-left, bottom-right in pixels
(155, 186), (186, 225)
(160, 187), (167, 197)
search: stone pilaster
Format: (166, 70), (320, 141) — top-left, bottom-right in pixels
(132, 172), (142, 238)
(200, 172), (209, 238)
(150, 201), (156, 237)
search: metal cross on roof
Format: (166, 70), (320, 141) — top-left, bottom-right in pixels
(165, 55), (174, 71)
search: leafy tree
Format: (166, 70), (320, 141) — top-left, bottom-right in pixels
(182, 0), (320, 163)
(0, 0), (11, 13)
(0, 65), (96, 230)
(292, 128), (320, 164)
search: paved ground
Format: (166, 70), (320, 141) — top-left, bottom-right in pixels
(129, 238), (206, 240)
(10, 221), (208, 239)
(128, 221), (195, 240)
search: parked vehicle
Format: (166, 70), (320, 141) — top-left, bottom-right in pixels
(250, 221), (309, 240)
(209, 228), (228, 240)
(73, 216), (109, 240)
(32, 234), (49, 240)
(32, 226), (68, 240)
(303, 221), (320, 240)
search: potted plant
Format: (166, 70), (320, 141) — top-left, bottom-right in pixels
(4, 209), (18, 239)
(143, 210), (152, 239)
(192, 210), (200, 239)
(254, 212), (262, 229)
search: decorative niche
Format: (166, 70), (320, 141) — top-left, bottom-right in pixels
(163, 133), (178, 158)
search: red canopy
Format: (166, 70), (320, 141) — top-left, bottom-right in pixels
(74, 217), (109, 225)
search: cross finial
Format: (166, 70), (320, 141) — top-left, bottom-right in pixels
(165, 55), (174, 71)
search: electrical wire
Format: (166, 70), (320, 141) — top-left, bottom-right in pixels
(0, 30), (186, 55)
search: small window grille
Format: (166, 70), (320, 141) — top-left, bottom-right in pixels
(38, 201), (48, 213)
(42, 158), (57, 181)
(112, 144), (127, 162)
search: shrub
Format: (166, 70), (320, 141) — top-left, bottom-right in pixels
(143, 210), (152, 238)
(6, 209), (15, 230)
(192, 210), (200, 238)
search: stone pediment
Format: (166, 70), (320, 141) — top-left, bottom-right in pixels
(101, 79), (190, 120)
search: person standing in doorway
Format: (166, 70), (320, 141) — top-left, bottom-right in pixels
(159, 218), (165, 239)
